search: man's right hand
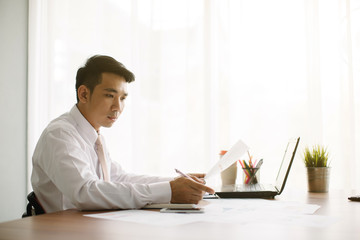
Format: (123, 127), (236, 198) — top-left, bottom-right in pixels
(169, 177), (215, 204)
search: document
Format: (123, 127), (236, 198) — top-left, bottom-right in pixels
(84, 210), (197, 226)
(84, 199), (336, 228)
(205, 140), (249, 179)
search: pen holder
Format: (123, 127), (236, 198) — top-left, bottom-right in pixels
(242, 167), (260, 184)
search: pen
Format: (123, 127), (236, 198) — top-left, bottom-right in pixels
(247, 159), (263, 184)
(239, 160), (250, 178)
(175, 168), (193, 180)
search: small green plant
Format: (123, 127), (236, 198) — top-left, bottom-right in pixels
(303, 145), (330, 167)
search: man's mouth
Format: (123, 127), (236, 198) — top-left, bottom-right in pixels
(108, 116), (117, 121)
(107, 112), (119, 122)
(107, 113), (119, 121)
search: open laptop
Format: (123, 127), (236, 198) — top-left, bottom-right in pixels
(214, 137), (300, 199)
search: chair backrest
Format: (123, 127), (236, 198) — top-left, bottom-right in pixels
(22, 191), (45, 218)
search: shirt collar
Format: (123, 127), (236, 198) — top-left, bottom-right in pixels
(69, 104), (98, 145)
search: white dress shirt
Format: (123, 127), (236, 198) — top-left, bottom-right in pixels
(31, 105), (172, 213)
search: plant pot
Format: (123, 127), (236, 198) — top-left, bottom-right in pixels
(306, 167), (330, 192)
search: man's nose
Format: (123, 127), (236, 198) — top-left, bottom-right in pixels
(112, 97), (123, 112)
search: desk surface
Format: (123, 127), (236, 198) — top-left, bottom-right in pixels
(1, 190), (359, 240)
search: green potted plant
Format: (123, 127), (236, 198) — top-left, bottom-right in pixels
(303, 145), (330, 192)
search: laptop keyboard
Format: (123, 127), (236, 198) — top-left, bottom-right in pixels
(236, 183), (274, 192)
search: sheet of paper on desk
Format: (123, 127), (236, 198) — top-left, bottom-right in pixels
(84, 210), (198, 226)
(84, 199), (336, 228)
(205, 140), (249, 179)
(203, 199), (336, 228)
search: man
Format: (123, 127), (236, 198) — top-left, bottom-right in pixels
(31, 55), (214, 213)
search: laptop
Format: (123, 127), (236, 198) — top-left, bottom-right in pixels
(214, 137), (300, 199)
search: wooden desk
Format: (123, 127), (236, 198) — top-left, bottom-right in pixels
(0, 190), (359, 240)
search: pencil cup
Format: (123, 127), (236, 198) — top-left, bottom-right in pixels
(242, 167), (260, 184)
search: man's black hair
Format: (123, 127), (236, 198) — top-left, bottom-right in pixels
(75, 55), (135, 102)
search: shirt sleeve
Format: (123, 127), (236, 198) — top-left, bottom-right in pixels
(109, 160), (174, 184)
(107, 154), (174, 206)
(35, 128), (172, 211)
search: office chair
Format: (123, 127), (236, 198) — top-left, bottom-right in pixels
(22, 191), (45, 218)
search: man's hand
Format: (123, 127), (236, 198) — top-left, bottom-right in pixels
(169, 177), (215, 204)
(188, 173), (206, 184)
(174, 173), (206, 184)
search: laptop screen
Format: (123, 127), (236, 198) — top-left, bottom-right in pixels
(275, 137), (300, 193)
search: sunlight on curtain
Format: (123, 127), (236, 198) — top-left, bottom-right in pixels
(28, 0), (360, 191)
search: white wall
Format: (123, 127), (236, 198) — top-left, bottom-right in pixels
(0, 0), (28, 222)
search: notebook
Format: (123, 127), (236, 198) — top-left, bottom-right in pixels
(214, 137), (300, 198)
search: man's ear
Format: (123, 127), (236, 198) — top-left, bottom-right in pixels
(78, 85), (90, 103)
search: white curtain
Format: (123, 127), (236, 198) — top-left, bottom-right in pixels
(28, 0), (360, 191)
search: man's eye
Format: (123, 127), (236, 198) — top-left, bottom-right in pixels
(105, 94), (114, 98)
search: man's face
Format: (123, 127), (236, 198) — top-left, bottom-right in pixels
(79, 72), (128, 131)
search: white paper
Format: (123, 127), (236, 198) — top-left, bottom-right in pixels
(84, 199), (337, 228)
(84, 210), (197, 226)
(205, 140), (249, 179)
